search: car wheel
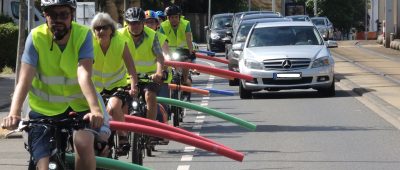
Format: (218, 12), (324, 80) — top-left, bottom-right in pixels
(318, 81), (335, 97)
(239, 81), (252, 99)
(229, 78), (239, 86)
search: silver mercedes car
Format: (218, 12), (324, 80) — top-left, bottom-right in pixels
(237, 21), (337, 99)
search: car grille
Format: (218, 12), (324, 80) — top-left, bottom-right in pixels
(262, 77), (313, 85)
(263, 58), (311, 70)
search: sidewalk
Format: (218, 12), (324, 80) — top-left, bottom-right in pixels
(332, 40), (400, 124)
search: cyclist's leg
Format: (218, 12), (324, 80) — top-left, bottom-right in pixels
(73, 126), (95, 169)
(144, 82), (161, 120)
(182, 68), (192, 86)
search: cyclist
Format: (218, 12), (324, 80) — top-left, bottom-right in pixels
(90, 12), (139, 156)
(156, 10), (166, 24)
(1, 0), (103, 169)
(119, 7), (165, 122)
(159, 5), (195, 88)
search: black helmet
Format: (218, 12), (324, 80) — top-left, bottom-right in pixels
(165, 5), (181, 16)
(125, 7), (145, 22)
(41, 0), (77, 11)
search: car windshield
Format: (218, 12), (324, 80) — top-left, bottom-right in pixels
(290, 16), (307, 21)
(247, 26), (323, 47)
(235, 24), (253, 42)
(311, 19), (325, 26)
(212, 16), (232, 29)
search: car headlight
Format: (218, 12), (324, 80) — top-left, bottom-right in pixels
(210, 32), (220, 39)
(244, 58), (264, 70)
(312, 56), (330, 68)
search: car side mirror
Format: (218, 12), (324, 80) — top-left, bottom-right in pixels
(204, 26), (209, 30)
(325, 40), (338, 48)
(232, 43), (244, 51)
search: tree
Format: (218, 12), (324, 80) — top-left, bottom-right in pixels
(305, 0), (365, 35)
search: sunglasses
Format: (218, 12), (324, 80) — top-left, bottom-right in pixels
(94, 25), (111, 31)
(46, 11), (71, 20)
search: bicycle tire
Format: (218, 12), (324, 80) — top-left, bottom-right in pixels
(131, 133), (143, 165)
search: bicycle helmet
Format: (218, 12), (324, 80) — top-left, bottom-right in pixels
(164, 5), (181, 16)
(41, 0), (77, 11)
(125, 7), (145, 22)
(156, 11), (165, 18)
(144, 10), (158, 20)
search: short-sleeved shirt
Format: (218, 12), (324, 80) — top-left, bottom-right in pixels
(134, 31), (163, 57)
(159, 21), (191, 35)
(22, 31), (94, 67)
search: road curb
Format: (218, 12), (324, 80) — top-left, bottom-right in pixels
(336, 76), (400, 127)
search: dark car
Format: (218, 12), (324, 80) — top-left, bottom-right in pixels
(224, 18), (290, 86)
(204, 13), (233, 52)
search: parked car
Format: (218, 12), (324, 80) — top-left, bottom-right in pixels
(238, 21), (336, 99)
(205, 13), (233, 52)
(224, 18), (290, 86)
(286, 15), (311, 22)
(311, 16), (334, 40)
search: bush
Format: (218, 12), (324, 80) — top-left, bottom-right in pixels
(0, 14), (14, 24)
(0, 22), (18, 70)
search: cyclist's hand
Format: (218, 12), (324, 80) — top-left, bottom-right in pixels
(130, 85), (138, 97)
(150, 73), (163, 84)
(84, 112), (104, 129)
(1, 114), (21, 130)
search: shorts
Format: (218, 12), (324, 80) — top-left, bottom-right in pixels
(101, 86), (130, 107)
(27, 109), (88, 163)
(138, 82), (161, 93)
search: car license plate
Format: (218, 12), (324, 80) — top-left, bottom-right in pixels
(273, 73), (302, 80)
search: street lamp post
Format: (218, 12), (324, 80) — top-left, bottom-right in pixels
(314, 0), (317, 16)
(365, 0), (368, 40)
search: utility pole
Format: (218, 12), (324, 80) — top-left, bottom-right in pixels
(208, 0), (211, 25)
(384, 0), (393, 47)
(365, 0), (368, 40)
(314, 0), (317, 16)
(248, 0), (251, 11)
(272, 0), (276, 12)
(15, 0), (27, 86)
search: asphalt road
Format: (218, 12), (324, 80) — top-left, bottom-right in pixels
(2, 43), (400, 170)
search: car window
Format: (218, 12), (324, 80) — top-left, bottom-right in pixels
(311, 19), (325, 26)
(235, 24), (253, 42)
(212, 16), (232, 29)
(248, 26), (323, 47)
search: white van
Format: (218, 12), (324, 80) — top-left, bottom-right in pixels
(0, 0), (45, 28)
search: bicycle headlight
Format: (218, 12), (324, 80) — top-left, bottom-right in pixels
(172, 52), (180, 60)
(312, 56), (330, 68)
(131, 100), (138, 110)
(244, 58), (264, 70)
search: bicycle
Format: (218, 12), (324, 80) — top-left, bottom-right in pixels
(170, 48), (194, 127)
(100, 73), (167, 165)
(18, 112), (89, 170)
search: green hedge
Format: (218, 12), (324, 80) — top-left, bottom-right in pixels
(0, 22), (18, 69)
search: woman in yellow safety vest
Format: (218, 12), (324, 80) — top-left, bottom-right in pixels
(91, 12), (139, 156)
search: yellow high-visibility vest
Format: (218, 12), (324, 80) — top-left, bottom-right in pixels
(30, 22), (90, 116)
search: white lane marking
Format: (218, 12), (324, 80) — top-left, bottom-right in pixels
(177, 165), (190, 170)
(181, 155), (194, 161)
(195, 119), (204, 124)
(184, 146), (196, 152)
(178, 59), (216, 169)
(196, 116), (205, 119)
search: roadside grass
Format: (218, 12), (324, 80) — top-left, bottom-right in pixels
(1, 66), (14, 75)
